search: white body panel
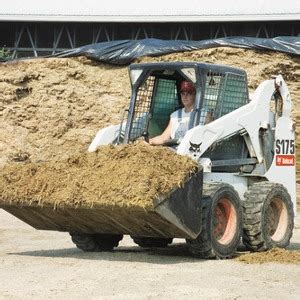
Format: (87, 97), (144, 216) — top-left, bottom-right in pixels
(88, 124), (121, 152)
(204, 173), (248, 200)
(264, 116), (296, 212)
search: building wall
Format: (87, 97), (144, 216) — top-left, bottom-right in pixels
(0, 21), (299, 59)
(1, 0), (299, 22)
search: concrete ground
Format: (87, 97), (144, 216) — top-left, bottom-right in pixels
(0, 208), (299, 299)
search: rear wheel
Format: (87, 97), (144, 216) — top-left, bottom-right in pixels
(187, 183), (242, 259)
(131, 237), (173, 248)
(242, 182), (294, 251)
(70, 233), (123, 252)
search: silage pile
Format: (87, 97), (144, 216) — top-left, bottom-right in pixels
(0, 143), (198, 209)
(0, 48), (299, 172)
(0, 47), (299, 205)
(236, 248), (300, 265)
(0, 57), (130, 166)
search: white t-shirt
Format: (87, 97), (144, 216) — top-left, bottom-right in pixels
(170, 108), (192, 139)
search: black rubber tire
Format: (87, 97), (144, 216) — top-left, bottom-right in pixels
(131, 237), (173, 248)
(187, 183), (242, 259)
(70, 233), (123, 252)
(242, 182), (294, 251)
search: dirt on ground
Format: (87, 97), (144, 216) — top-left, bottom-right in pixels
(0, 143), (198, 209)
(236, 248), (300, 264)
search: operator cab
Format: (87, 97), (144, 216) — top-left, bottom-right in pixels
(126, 64), (199, 142)
(121, 62), (250, 171)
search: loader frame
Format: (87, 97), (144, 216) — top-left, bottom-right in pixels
(2, 61), (293, 258)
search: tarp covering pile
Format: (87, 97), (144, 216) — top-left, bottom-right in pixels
(55, 37), (300, 65)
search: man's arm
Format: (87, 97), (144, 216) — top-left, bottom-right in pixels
(148, 120), (172, 145)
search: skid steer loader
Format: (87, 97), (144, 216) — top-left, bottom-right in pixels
(0, 62), (296, 259)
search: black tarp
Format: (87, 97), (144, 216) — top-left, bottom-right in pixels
(54, 36), (300, 65)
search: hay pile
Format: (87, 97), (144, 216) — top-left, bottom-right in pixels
(0, 47), (299, 207)
(236, 248), (300, 264)
(0, 57), (130, 166)
(0, 48), (299, 173)
(0, 143), (198, 209)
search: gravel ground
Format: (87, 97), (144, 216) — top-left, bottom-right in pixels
(0, 209), (299, 299)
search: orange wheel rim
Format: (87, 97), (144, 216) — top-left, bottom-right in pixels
(213, 198), (237, 245)
(266, 198), (288, 242)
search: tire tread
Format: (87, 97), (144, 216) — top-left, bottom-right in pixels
(187, 182), (242, 259)
(242, 182), (294, 251)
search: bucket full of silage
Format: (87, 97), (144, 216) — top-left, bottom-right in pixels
(0, 143), (203, 239)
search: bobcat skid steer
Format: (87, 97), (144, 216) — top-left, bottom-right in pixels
(1, 62), (296, 258)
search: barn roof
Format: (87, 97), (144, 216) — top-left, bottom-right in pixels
(1, 0), (299, 22)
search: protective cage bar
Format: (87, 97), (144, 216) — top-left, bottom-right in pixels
(201, 71), (249, 167)
(128, 76), (180, 141)
(149, 78), (179, 137)
(200, 71), (248, 124)
(129, 76), (155, 141)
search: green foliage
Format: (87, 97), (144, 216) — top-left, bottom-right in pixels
(0, 48), (11, 59)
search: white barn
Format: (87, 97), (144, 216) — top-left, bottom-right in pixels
(0, 0), (299, 58)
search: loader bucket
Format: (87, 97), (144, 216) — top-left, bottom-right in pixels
(0, 170), (203, 239)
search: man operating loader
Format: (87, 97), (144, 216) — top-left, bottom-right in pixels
(148, 81), (196, 145)
(148, 81), (212, 145)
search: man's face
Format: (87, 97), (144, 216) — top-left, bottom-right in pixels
(181, 91), (195, 108)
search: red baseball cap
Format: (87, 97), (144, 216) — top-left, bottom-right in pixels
(180, 81), (196, 93)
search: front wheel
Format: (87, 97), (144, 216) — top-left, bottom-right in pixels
(70, 233), (123, 252)
(187, 183), (242, 259)
(131, 236), (173, 248)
